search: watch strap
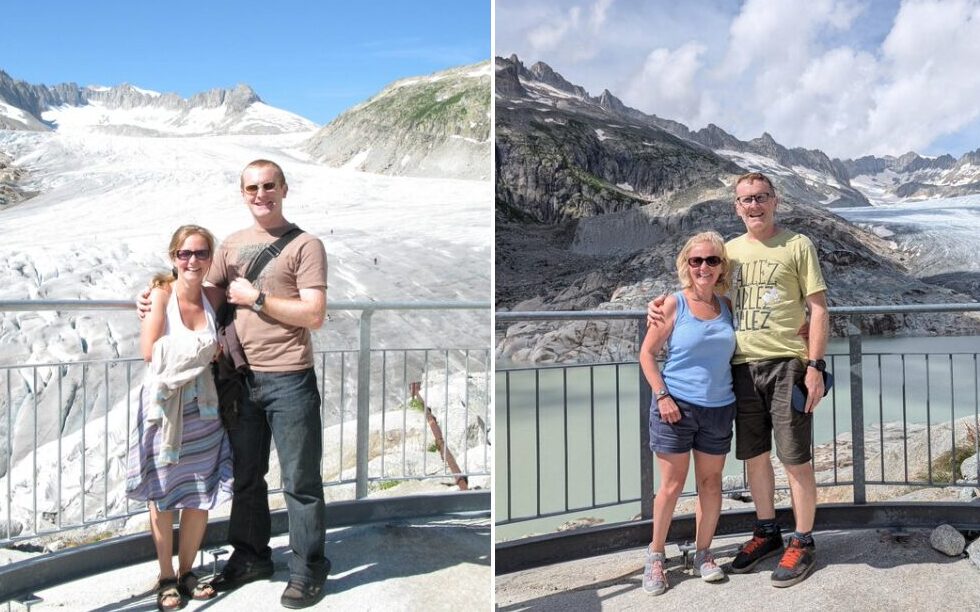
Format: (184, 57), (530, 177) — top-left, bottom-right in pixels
(806, 359), (827, 371)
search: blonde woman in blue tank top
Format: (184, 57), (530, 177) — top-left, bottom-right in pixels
(638, 231), (737, 596)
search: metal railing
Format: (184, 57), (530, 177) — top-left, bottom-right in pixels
(495, 304), (980, 546)
(0, 299), (491, 548)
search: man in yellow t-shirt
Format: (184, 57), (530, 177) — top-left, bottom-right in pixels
(648, 171), (829, 587)
(725, 172), (828, 587)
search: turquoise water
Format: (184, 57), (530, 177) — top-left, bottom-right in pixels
(495, 335), (980, 540)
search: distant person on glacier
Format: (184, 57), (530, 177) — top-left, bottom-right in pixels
(647, 171), (829, 588)
(139, 159), (329, 609)
(638, 231), (737, 595)
(127, 224), (232, 610)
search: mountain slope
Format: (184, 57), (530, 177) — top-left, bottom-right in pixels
(843, 150), (980, 202)
(304, 62), (491, 180)
(0, 69), (316, 136)
(495, 56), (980, 362)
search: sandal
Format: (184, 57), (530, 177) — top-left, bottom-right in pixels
(156, 577), (184, 610)
(179, 571), (217, 601)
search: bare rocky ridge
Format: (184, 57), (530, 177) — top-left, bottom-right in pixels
(495, 56), (980, 364)
(304, 62), (491, 180)
(843, 149), (980, 200)
(0, 69), (314, 136)
(0, 151), (33, 208)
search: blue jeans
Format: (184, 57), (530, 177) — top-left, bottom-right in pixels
(226, 368), (327, 582)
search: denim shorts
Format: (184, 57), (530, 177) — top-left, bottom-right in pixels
(649, 397), (736, 455)
(733, 357), (812, 465)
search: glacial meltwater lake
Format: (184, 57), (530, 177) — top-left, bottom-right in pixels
(495, 334), (980, 541)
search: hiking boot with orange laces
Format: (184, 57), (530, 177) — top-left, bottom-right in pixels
(771, 536), (816, 587)
(730, 527), (784, 574)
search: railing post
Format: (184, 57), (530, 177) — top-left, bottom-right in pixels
(638, 317), (653, 520)
(355, 309), (374, 499)
(848, 314), (866, 504)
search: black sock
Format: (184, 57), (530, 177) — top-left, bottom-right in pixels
(755, 519), (779, 535)
(793, 531), (814, 546)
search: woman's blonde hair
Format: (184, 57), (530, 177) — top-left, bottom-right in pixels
(150, 225), (217, 288)
(675, 231), (731, 295)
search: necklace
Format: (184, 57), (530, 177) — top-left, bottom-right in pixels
(686, 290), (716, 305)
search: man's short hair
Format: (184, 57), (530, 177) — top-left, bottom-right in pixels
(735, 171), (776, 194)
(240, 159), (287, 189)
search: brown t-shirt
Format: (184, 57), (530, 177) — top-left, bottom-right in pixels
(208, 223), (327, 372)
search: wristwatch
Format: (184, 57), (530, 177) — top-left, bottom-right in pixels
(806, 359), (826, 372)
(655, 388), (670, 402)
(251, 291), (266, 312)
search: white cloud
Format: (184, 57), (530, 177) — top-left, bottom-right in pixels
(622, 43), (706, 124)
(524, 0), (616, 62)
(498, 0), (980, 158)
(858, 0), (980, 155)
(719, 0), (861, 78)
(765, 47), (879, 153)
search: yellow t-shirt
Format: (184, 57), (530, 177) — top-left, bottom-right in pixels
(726, 229), (826, 364)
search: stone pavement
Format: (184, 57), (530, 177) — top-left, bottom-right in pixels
(17, 515), (490, 611)
(495, 528), (980, 611)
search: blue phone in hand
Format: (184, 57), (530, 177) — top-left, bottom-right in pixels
(792, 371), (834, 413)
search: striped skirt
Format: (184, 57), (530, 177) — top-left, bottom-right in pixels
(126, 386), (234, 511)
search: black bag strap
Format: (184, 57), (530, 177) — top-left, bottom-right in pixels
(243, 226), (304, 282)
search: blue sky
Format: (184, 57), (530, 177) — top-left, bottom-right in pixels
(0, 1), (490, 125)
(498, 0), (980, 159)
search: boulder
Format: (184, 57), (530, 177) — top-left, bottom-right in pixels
(967, 537), (980, 570)
(930, 524), (966, 556)
(0, 519), (23, 539)
(960, 453), (979, 482)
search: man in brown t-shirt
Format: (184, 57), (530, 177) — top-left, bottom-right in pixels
(206, 159), (329, 609)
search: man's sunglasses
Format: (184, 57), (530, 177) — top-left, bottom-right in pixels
(688, 256), (723, 267)
(175, 249), (211, 261)
(243, 182), (279, 194)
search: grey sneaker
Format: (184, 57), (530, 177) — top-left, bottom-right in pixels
(642, 549), (669, 595)
(693, 549), (725, 582)
(771, 536), (816, 587)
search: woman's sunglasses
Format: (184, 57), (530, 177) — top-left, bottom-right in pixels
(175, 249), (211, 261)
(687, 256), (722, 267)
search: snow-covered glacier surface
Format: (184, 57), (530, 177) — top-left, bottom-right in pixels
(836, 194), (980, 277)
(0, 129), (491, 364)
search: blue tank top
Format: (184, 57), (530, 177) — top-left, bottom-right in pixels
(661, 291), (736, 407)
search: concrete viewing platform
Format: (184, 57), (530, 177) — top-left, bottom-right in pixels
(495, 528), (980, 611)
(8, 514), (489, 611)
(1, 491), (491, 611)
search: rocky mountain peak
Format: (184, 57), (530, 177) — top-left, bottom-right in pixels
(188, 84), (260, 112)
(749, 132), (782, 158)
(957, 148), (980, 166)
(0, 68), (307, 136)
(597, 89), (626, 113)
(528, 61), (588, 98)
(895, 151), (920, 168)
(305, 60), (490, 180)
(495, 56), (527, 97)
(694, 123), (743, 150)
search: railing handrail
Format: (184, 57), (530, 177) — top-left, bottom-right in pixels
(495, 302), (980, 321)
(1, 298), (492, 525)
(0, 299), (490, 312)
(495, 302), (980, 545)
